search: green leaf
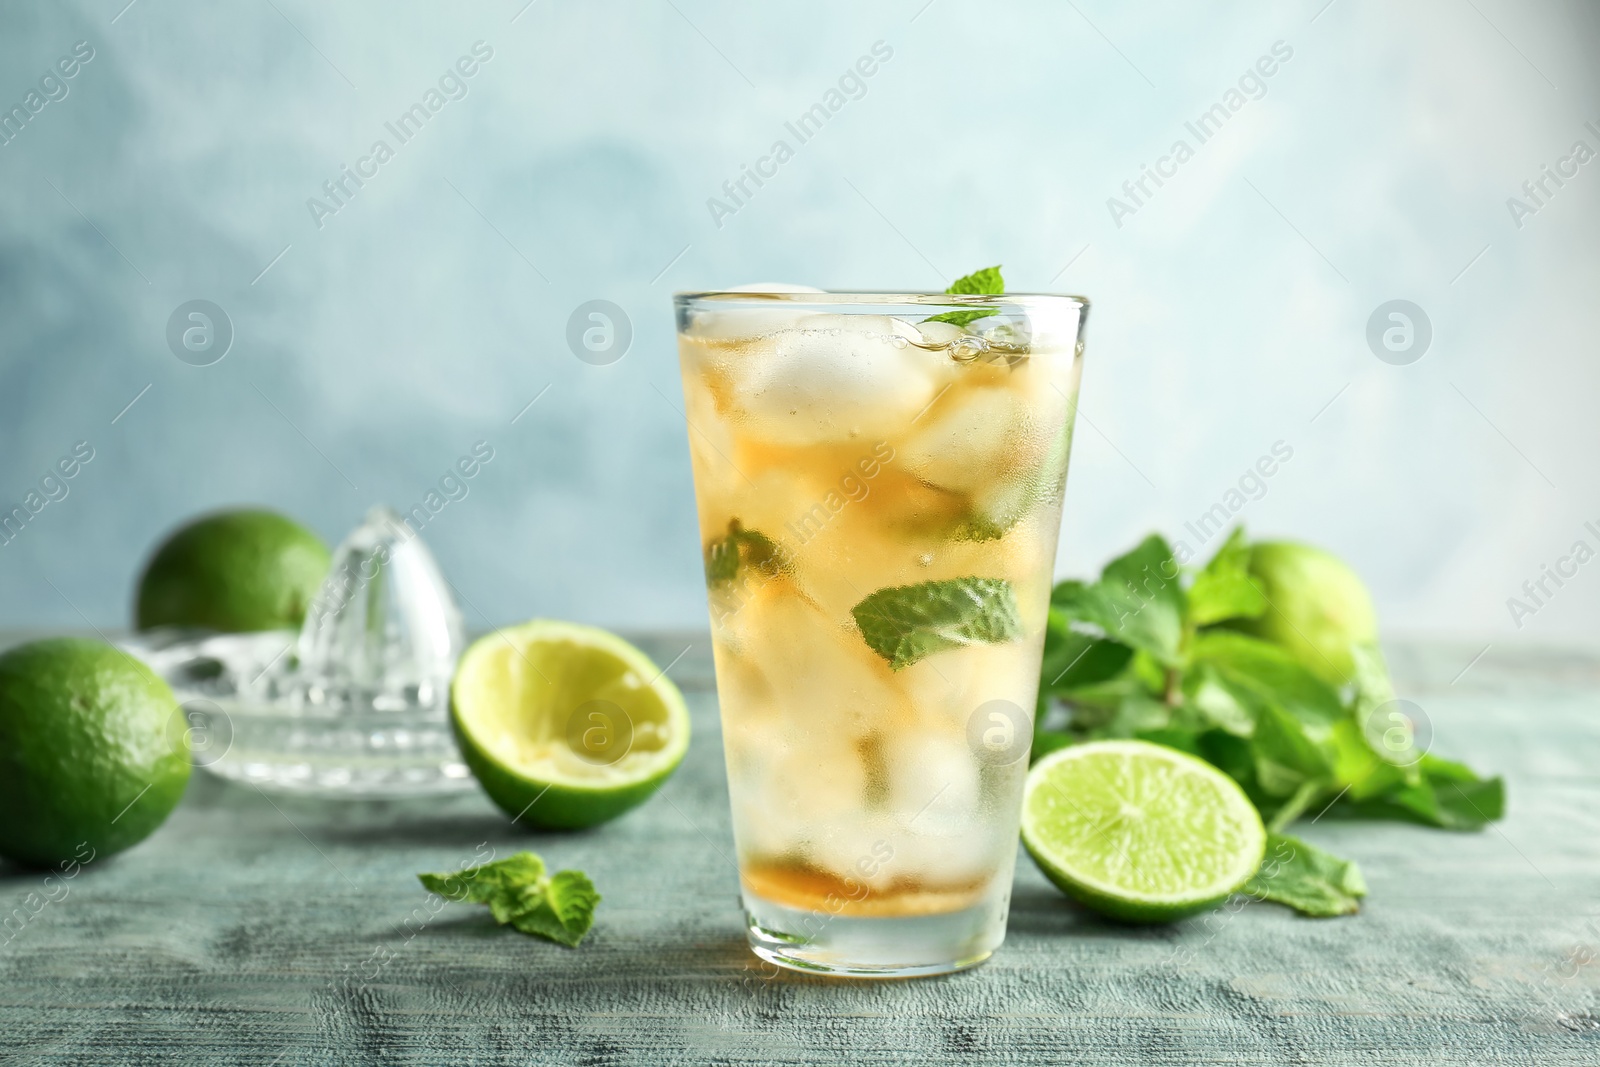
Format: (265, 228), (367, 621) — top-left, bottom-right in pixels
(1184, 664), (1257, 737)
(1190, 630), (1344, 734)
(928, 265), (1004, 326)
(1038, 527), (1509, 903)
(1040, 608), (1133, 693)
(1250, 701), (1335, 799)
(926, 309), (998, 327)
(1181, 652), (1336, 819)
(1030, 727), (1076, 764)
(1189, 527), (1268, 626)
(1049, 579), (1094, 614)
(1131, 726), (1205, 758)
(703, 519), (784, 588)
(852, 576), (1022, 670)
(419, 851), (600, 947)
(1328, 718), (1407, 801)
(944, 265), (1004, 296)
(418, 852), (545, 907)
(1245, 833), (1367, 916)
(1342, 642), (1427, 788)
(1428, 772), (1507, 829)
(506, 870), (602, 947)
(1348, 642), (1395, 705)
(1335, 756), (1505, 830)
(1050, 536), (1187, 666)
(1339, 642), (1507, 825)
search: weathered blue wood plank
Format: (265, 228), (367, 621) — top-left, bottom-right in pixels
(1, 636), (1597, 1065)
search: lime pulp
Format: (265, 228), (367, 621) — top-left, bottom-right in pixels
(1021, 740), (1265, 923)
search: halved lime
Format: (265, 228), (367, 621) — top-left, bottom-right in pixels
(1021, 740), (1265, 923)
(450, 621), (690, 830)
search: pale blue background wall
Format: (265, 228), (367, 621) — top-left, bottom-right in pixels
(1, 0), (1596, 643)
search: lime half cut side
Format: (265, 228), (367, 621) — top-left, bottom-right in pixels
(451, 620), (691, 830)
(1021, 740), (1265, 923)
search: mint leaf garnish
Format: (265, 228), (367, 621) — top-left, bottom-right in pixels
(419, 851), (599, 947)
(704, 519), (784, 588)
(945, 265), (1004, 296)
(928, 264), (1004, 326)
(852, 577), (1022, 670)
(1246, 832), (1367, 916)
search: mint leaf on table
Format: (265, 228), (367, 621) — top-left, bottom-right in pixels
(419, 851), (600, 947)
(418, 851), (545, 908)
(505, 870), (601, 947)
(1333, 754), (1506, 830)
(852, 577), (1022, 670)
(1246, 832), (1368, 917)
(1188, 527), (1268, 627)
(704, 519), (784, 588)
(927, 264), (1003, 326)
(1329, 640), (1506, 827)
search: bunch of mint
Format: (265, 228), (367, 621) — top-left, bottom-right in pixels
(1035, 528), (1504, 915)
(419, 851), (599, 947)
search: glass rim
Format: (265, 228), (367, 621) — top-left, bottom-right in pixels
(674, 290), (1089, 312)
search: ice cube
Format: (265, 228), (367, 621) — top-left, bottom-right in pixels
(726, 719), (870, 862)
(908, 319), (968, 349)
(717, 575), (908, 736)
(683, 286), (825, 343)
(900, 385), (1039, 495)
(897, 642), (1038, 732)
(804, 813), (902, 893)
(881, 731), (981, 821)
(727, 315), (940, 446)
(875, 816), (1008, 891)
(684, 308), (811, 343)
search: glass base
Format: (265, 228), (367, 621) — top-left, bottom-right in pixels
(742, 887), (1007, 978)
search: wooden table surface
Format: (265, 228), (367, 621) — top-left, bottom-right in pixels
(1, 634), (1597, 1066)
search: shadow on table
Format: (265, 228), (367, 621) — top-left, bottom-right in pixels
(194, 771), (545, 847)
(1005, 881), (1182, 943)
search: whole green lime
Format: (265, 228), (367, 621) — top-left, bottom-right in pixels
(136, 509), (330, 632)
(1235, 541), (1378, 687)
(0, 638), (190, 868)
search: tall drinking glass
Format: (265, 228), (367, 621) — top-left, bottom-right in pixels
(674, 290), (1087, 977)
